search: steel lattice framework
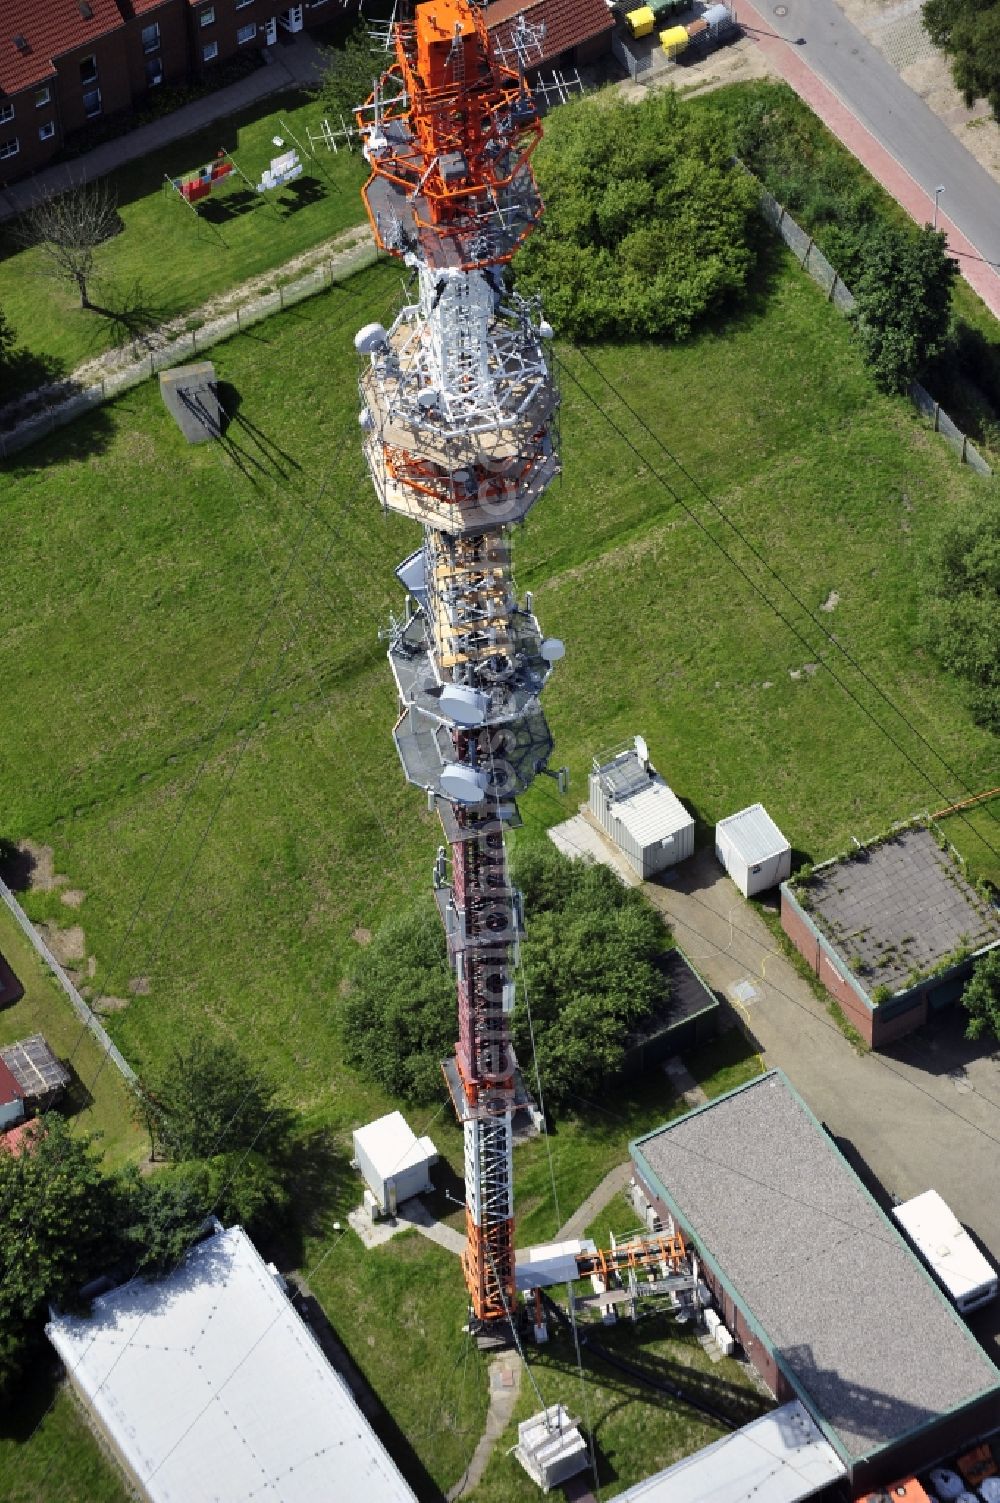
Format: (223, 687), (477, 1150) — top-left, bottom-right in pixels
(355, 0), (560, 1333)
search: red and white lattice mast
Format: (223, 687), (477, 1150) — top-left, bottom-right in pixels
(355, 0), (560, 1337)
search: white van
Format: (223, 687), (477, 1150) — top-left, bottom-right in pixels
(892, 1190), (998, 1314)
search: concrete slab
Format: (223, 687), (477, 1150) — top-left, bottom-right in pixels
(159, 361), (222, 443)
(547, 809), (640, 887)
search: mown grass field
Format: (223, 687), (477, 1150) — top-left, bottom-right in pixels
(0, 89), (367, 387)
(1, 213), (999, 1496)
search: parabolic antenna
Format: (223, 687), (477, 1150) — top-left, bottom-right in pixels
(540, 638), (565, 664)
(634, 734), (649, 766)
(354, 322), (388, 354)
(440, 764), (488, 804)
(439, 684), (488, 728)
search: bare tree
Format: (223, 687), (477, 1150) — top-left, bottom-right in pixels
(18, 178), (121, 310)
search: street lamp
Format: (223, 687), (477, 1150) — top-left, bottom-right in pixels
(933, 185), (946, 230)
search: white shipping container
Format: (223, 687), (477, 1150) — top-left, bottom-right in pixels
(353, 1112), (438, 1214)
(892, 1189), (998, 1314)
(715, 803), (791, 898)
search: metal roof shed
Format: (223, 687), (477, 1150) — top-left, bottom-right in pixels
(353, 1111), (438, 1215)
(615, 1401), (845, 1503)
(715, 802), (791, 897)
(0, 1034), (71, 1112)
(47, 1223), (417, 1503)
(589, 738), (694, 879)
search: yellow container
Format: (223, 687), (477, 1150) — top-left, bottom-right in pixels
(659, 23), (690, 54)
(626, 6), (655, 37)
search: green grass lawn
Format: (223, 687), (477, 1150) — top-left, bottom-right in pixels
(939, 794), (1000, 891)
(0, 906), (143, 1168)
(1, 225), (998, 1495)
(0, 1378), (130, 1503)
(0, 89), (367, 387)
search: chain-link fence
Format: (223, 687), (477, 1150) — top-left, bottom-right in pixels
(759, 185), (991, 475)
(0, 240), (379, 461)
(0, 875), (136, 1084)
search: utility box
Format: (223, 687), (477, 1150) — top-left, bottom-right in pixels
(352, 1111), (438, 1216)
(514, 1405), (589, 1492)
(589, 737), (694, 879)
(715, 803), (791, 897)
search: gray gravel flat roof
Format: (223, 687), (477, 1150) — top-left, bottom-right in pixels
(801, 827), (998, 993)
(633, 1072), (1000, 1463)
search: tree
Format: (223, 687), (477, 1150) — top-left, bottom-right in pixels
(514, 90), (760, 341)
(18, 179), (121, 310)
(851, 223), (956, 392)
(924, 0), (1000, 122)
(312, 21), (382, 127)
(133, 1035), (292, 1165)
(0, 1116), (119, 1393)
(961, 949), (1000, 1041)
(510, 845), (671, 1109)
(923, 491), (1000, 732)
(118, 1164), (212, 1274)
(0, 305), (16, 375)
(341, 895), (457, 1102)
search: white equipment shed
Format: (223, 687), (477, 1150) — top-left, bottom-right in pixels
(715, 802), (791, 897)
(588, 738), (694, 879)
(47, 1223), (417, 1503)
(353, 1110), (438, 1215)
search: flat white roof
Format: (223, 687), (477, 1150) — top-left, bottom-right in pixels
(515, 1238), (596, 1291)
(614, 776), (693, 847)
(47, 1224), (416, 1503)
(893, 1190), (997, 1300)
(354, 1111), (437, 1179)
(716, 802), (789, 863)
(615, 1402), (846, 1503)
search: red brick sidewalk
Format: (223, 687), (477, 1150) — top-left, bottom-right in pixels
(735, 0), (1000, 319)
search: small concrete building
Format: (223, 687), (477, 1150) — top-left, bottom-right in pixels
(631, 1072), (1000, 1492)
(715, 802), (791, 898)
(588, 738), (694, 879)
(513, 1405), (590, 1492)
(353, 1111), (438, 1216)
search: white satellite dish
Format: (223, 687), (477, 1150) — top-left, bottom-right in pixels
(540, 638), (565, 664)
(538, 319), (555, 340)
(417, 388), (440, 411)
(439, 684), (488, 727)
(354, 322), (388, 354)
(440, 764), (488, 804)
(358, 409), (374, 431)
(635, 734), (649, 767)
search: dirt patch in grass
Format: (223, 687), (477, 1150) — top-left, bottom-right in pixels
(128, 975), (151, 995)
(19, 840), (66, 892)
(60, 889), (86, 909)
(95, 995), (130, 1014)
(351, 926), (372, 946)
(38, 923), (86, 963)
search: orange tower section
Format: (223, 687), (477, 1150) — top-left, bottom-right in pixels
(355, 1), (560, 1335)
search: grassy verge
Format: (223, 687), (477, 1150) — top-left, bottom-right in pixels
(0, 1377), (129, 1503)
(937, 796), (1000, 892)
(0, 90), (367, 387)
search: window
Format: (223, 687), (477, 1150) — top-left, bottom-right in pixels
(80, 55), (98, 84)
(141, 22), (160, 53)
(39, 121), (55, 141)
(202, 40), (219, 61)
(83, 87), (102, 117)
(35, 87), (51, 107)
(145, 56), (163, 86)
(200, 5), (215, 23)
(0, 103), (13, 125)
(0, 138), (19, 161)
(235, 0), (254, 9)
(236, 22), (256, 43)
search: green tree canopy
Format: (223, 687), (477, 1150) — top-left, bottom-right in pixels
(313, 21), (383, 126)
(923, 491), (1000, 732)
(341, 895), (457, 1102)
(852, 223), (957, 392)
(342, 846), (671, 1112)
(0, 306), (16, 376)
(514, 90), (760, 340)
(133, 1035), (292, 1165)
(924, 0), (1000, 121)
(0, 1116), (119, 1392)
(961, 949), (1000, 1041)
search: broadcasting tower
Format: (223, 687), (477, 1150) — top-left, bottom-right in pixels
(355, 0), (560, 1336)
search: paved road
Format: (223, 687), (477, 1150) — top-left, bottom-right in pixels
(745, 0), (1000, 268)
(644, 851), (1000, 1358)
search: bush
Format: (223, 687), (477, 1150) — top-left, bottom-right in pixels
(923, 491), (1000, 732)
(924, 0), (1000, 122)
(514, 90), (760, 340)
(851, 223), (957, 392)
(961, 948), (1000, 1041)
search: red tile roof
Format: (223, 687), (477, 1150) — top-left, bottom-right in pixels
(0, 1058), (23, 1109)
(1, 1120), (41, 1157)
(1, 0), (126, 96)
(487, 0), (613, 64)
